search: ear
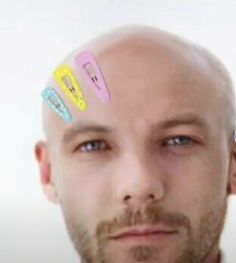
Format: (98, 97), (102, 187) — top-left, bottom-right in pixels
(228, 142), (236, 194)
(34, 141), (59, 203)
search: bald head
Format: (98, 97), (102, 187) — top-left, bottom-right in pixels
(42, 25), (235, 146)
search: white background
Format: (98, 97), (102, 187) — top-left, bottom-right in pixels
(0, 0), (236, 262)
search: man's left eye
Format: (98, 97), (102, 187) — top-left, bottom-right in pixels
(164, 136), (194, 146)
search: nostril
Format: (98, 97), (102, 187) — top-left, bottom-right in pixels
(124, 195), (131, 202)
(148, 194), (155, 199)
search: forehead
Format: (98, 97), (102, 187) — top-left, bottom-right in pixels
(46, 43), (222, 142)
(93, 44), (217, 118)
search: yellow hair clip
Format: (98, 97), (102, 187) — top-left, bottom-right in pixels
(54, 65), (87, 111)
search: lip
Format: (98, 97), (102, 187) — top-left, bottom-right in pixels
(110, 225), (177, 240)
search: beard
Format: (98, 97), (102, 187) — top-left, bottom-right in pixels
(61, 200), (227, 263)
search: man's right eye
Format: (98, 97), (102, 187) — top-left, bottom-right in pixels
(75, 140), (109, 153)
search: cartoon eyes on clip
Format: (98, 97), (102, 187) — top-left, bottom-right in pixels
(54, 65), (88, 111)
(42, 87), (72, 123)
(75, 51), (111, 103)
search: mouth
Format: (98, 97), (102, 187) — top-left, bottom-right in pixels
(110, 225), (178, 242)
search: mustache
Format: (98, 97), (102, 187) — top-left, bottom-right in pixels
(96, 202), (191, 241)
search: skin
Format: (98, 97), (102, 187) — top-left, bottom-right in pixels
(35, 26), (236, 263)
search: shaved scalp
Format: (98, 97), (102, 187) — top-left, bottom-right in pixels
(42, 25), (235, 144)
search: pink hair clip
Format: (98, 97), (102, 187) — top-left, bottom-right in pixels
(75, 51), (111, 103)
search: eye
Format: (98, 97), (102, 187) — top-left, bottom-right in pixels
(75, 140), (109, 153)
(163, 135), (194, 146)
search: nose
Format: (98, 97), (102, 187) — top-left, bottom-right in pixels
(114, 153), (165, 207)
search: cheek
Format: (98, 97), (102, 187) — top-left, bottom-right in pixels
(163, 145), (227, 193)
(161, 147), (228, 225)
(52, 158), (113, 225)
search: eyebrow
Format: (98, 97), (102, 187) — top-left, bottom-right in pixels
(62, 122), (115, 144)
(62, 113), (208, 144)
(154, 113), (208, 131)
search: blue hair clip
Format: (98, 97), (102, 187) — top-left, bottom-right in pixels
(42, 87), (72, 123)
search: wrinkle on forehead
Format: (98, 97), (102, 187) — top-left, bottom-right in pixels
(42, 25), (235, 144)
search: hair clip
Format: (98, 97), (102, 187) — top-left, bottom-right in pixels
(234, 131), (236, 143)
(75, 51), (111, 103)
(54, 65), (88, 111)
(42, 87), (72, 123)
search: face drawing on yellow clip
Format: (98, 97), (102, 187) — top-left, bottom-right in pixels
(54, 65), (87, 111)
(62, 75), (79, 98)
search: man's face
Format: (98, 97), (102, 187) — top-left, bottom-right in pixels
(38, 43), (233, 263)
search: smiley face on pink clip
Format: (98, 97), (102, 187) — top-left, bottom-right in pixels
(75, 51), (111, 103)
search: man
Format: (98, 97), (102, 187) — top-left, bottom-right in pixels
(35, 25), (236, 263)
